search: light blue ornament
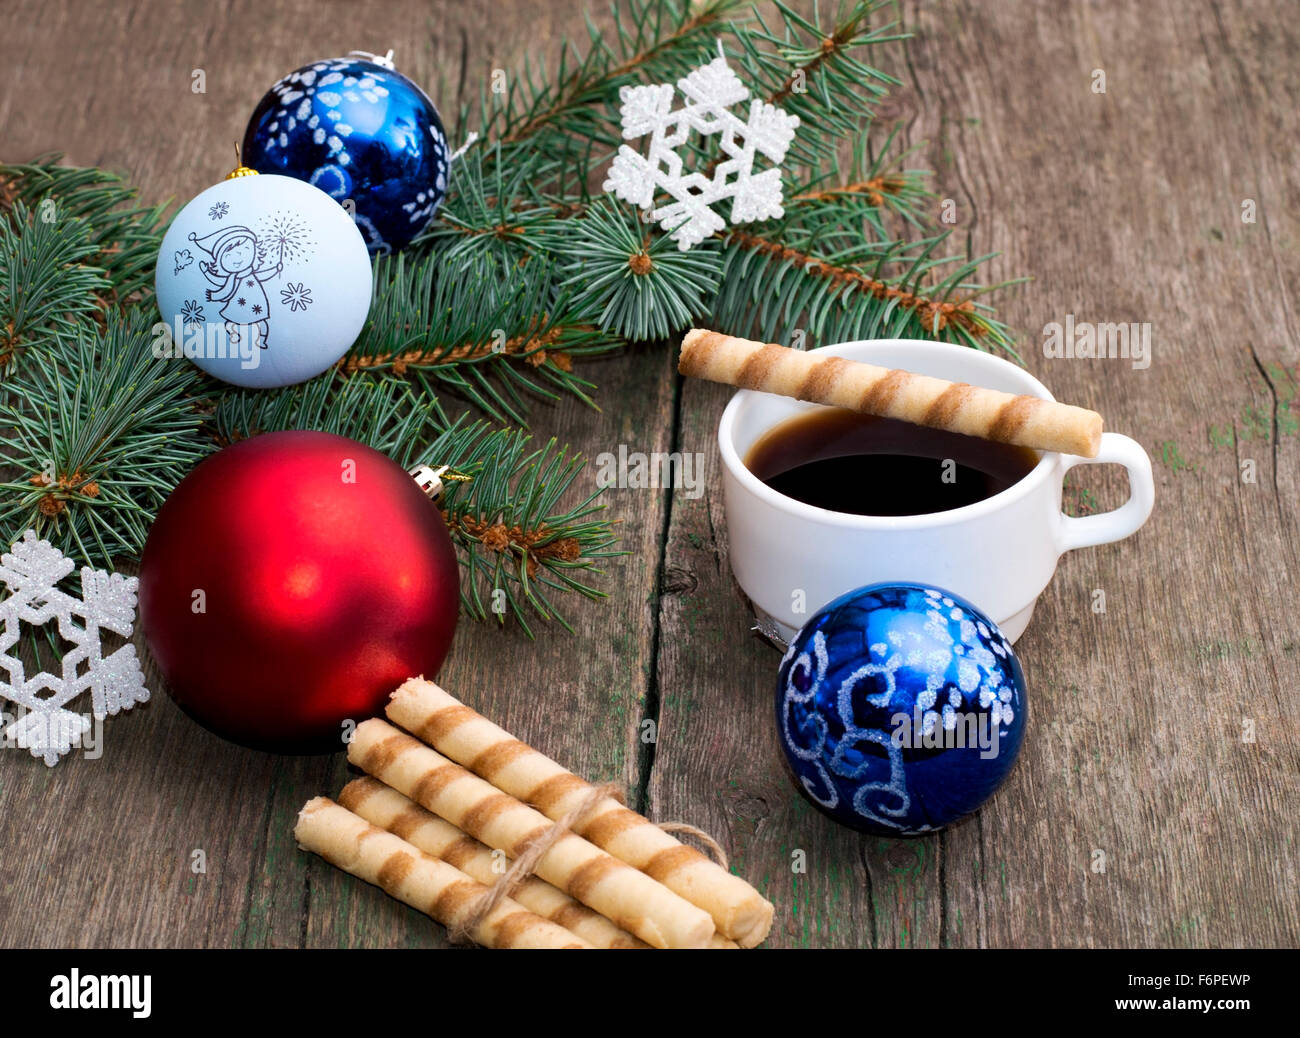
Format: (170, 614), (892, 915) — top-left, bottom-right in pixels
(154, 173), (372, 388)
(776, 583), (1027, 835)
(242, 53), (449, 255)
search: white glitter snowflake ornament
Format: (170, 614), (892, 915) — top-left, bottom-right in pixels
(603, 52), (800, 250)
(0, 531), (149, 765)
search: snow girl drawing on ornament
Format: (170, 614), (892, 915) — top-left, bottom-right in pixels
(189, 226), (282, 350)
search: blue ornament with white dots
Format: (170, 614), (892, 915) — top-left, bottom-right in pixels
(242, 51), (449, 255)
(776, 583), (1027, 836)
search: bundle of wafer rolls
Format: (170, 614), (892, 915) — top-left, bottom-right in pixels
(294, 677), (773, 949)
(679, 328), (1104, 458)
(297, 797), (593, 949)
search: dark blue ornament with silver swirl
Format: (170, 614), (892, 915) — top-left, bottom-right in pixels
(242, 52), (449, 255)
(776, 583), (1027, 836)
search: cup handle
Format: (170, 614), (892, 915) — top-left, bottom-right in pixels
(1056, 432), (1155, 552)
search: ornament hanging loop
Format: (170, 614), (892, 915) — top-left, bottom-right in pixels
(226, 141), (259, 180)
(348, 49), (396, 70)
(409, 463), (473, 502)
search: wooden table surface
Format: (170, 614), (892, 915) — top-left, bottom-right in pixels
(1, 0), (1296, 949)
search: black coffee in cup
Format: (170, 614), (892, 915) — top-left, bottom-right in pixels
(744, 409), (1039, 517)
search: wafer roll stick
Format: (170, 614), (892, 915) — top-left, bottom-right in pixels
(387, 678), (775, 948)
(339, 777), (650, 949)
(679, 328), (1103, 458)
(294, 798), (591, 949)
(348, 719), (715, 949)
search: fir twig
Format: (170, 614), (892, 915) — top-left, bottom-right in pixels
(343, 249), (616, 424)
(0, 155), (169, 305)
(559, 199), (722, 340)
(429, 422), (622, 637)
(0, 201), (107, 363)
(0, 308), (212, 568)
(470, 0), (747, 196)
(715, 229), (1018, 351)
(212, 372), (440, 464)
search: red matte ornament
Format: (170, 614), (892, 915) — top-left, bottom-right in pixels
(139, 430), (459, 753)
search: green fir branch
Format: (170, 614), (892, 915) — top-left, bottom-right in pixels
(711, 228), (1020, 352)
(1, 156), (170, 305)
(344, 249), (617, 424)
(0, 308), (212, 568)
(212, 373), (441, 466)
(466, 0), (746, 196)
(426, 421), (622, 637)
(785, 128), (934, 235)
(559, 199), (723, 340)
(0, 201), (108, 362)
(729, 0), (905, 174)
(417, 145), (561, 262)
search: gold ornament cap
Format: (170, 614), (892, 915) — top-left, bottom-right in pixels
(226, 142), (259, 180)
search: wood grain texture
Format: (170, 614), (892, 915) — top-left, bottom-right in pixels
(650, 0), (1300, 949)
(1, 0), (1296, 949)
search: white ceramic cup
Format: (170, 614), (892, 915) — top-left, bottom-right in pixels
(717, 338), (1155, 643)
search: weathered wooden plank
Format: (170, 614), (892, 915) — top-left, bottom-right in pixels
(0, 702), (293, 947)
(912, 0), (1300, 948)
(0, 0), (663, 950)
(650, 0), (1300, 948)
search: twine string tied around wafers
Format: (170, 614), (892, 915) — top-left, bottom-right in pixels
(448, 783), (730, 945)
